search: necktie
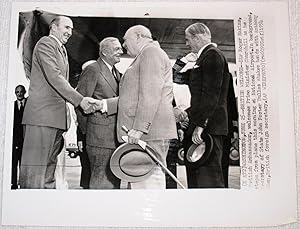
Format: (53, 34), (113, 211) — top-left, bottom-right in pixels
(20, 101), (24, 112)
(61, 45), (67, 58)
(112, 66), (119, 83)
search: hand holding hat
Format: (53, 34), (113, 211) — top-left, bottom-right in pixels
(192, 126), (204, 144)
(185, 129), (214, 169)
(127, 129), (143, 144)
(112, 126), (187, 188)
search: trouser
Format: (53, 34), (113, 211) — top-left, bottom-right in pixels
(86, 145), (120, 189)
(79, 135), (91, 189)
(185, 135), (225, 188)
(11, 145), (22, 188)
(20, 125), (64, 189)
(123, 139), (170, 190)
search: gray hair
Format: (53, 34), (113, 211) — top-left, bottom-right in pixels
(99, 37), (120, 53)
(185, 22), (211, 39)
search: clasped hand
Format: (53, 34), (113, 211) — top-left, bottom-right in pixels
(79, 97), (104, 114)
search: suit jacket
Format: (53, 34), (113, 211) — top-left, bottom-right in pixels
(174, 44), (230, 136)
(116, 42), (177, 142)
(13, 98), (27, 148)
(227, 74), (238, 137)
(76, 58), (119, 149)
(22, 36), (83, 130)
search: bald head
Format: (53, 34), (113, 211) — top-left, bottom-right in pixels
(49, 16), (73, 44)
(123, 25), (153, 57)
(125, 25), (152, 40)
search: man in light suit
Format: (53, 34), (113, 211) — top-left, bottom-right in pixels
(173, 23), (230, 188)
(11, 85), (27, 189)
(76, 37), (123, 189)
(20, 16), (95, 189)
(99, 25), (177, 189)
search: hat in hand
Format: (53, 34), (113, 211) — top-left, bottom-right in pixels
(110, 143), (160, 182)
(184, 131), (213, 169)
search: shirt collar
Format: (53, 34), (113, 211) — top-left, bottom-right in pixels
(49, 34), (63, 47)
(197, 42), (217, 58)
(18, 99), (25, 104)
(17, 99), (25, 108)
(101, 58), (113, 72)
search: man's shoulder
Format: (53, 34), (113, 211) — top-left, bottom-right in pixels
(36, 36), (56, 48)
(202, 46), (226, 63)
(205, 45), (225, 56)
(83, 60), (99, 72)
(142, 43), (169, 60)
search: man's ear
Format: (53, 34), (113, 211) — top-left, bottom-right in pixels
(51, 23), (58, 32)
(194, 34), (202, 41)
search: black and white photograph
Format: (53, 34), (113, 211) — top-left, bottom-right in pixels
(0, 1), (297, 228)
(13, 9), (239, 191)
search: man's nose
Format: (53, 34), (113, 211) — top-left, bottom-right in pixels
(67, 29), (72, 36)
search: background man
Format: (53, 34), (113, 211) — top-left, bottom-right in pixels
(115, 25), (177, 189)
(11, 85), (27, 189)
(76, 37), (123, 189)
(173, 23), (230, 188)
(20, 16), (95, 189)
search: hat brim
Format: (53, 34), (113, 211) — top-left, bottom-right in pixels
(184, 131), (213, 168)
(110, 143), (158, 182)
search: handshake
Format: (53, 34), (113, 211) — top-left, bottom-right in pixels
(79, 97), (104, 114)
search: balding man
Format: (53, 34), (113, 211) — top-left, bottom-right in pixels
(76, 37), (123, 189)
(20, 16), (96, 189)
(116, 25), (177, 189)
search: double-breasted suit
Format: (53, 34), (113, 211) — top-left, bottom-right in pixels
(76, 58), (120, 189)
(20, 35), (83, 189)
(174, 44), (230, 188)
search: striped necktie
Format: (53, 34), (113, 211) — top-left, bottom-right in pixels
(61, 45), (67, 58)
(112, 66), (119, 82)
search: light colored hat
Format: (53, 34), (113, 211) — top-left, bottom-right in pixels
(110, 143), (161, 182)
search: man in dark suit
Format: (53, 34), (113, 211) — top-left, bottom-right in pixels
(76, 37), (123, 189)
(11, 85), (27, 189)
(173, 23), (230, 188)
(20, 16), (96, 189)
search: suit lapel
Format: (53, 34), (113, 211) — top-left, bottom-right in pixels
(48, 37), (69, 80)
(97, 58), (118, 95)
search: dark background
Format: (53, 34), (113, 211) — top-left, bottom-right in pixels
(19, 10), (235, 87)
